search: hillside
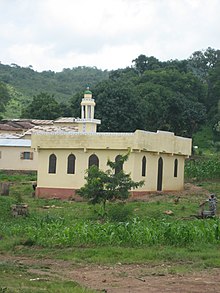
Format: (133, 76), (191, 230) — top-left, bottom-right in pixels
(0, 63), (109, 118)
(0, 47), (219, 151)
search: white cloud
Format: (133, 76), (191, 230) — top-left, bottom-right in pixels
(0, 0), (220, 71)
(8, 43), (56, 69)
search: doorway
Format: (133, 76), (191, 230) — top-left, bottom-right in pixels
(157, 157), (163, 191)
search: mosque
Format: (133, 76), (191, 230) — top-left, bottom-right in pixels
(31, 88), (192, 199)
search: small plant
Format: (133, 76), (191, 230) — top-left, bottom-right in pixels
(11, 190), (28, 217)
(13, 190), (23, 204)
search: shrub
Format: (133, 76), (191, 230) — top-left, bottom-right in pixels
(107, 203), (133, 222)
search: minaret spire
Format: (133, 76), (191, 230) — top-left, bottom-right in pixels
(76, 87), (101, 133)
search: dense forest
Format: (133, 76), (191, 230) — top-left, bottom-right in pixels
(0, 47), (220, 149)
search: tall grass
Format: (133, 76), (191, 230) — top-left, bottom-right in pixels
(0, 171), (219, 254)
(185, 156), (220, 181)
(2, 214), (219, 248)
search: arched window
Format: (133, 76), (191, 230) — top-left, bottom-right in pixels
(115, 155), (123, 174)
(174, 158), (178, 177)
(157, 157), (163, 191)
(142, 156), (146, 177)
(88, 154), (99, 168)
(48, 154), (57, 174)
(67, 154), (76, 174)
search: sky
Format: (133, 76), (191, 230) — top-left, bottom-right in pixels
(0, 0), (220, 72)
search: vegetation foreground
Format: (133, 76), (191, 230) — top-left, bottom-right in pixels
(0, 159), (220, 292)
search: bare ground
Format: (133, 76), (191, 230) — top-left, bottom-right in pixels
(0, 255), (220, 292)
(128, 183), (211, 202)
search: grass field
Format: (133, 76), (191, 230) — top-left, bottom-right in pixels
(0, 157), (219, 292)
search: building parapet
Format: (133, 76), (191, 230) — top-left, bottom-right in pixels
(32, 129), (191, 156)
(34, 131), (134, 136)
(75, 118), (101, 124)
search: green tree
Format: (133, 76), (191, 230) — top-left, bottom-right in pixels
(163, 59), (189, 73)
(164, 96), (206, 136)
(69, 92), (82, 119)
(135, 69), (207, 136)
(0, 82), (11, 119)
(93, 80), (144, 132)
(208, 61), (220, 141)
(59, 101), (73, 117)
(132, 54), (162, 75)
(21, 92), (61, 119)
(208, 61), (220, 115)
(78, 153), (144, 213)
(109, 67), (138, 81)
(188, 47), (220, 81)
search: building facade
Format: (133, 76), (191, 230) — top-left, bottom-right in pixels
(0, 139), (37, 171)
(32, 89), (192, 199)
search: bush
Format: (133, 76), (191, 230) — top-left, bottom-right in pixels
(107, 203), (133, 222)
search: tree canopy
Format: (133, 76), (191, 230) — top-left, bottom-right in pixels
(0, 82), (11, 119)
(21, 92), (61, 120)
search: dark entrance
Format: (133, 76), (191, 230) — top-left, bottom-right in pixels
(157, 157), (163, 191)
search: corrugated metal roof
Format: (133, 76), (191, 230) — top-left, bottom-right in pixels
(0, 119), (54, 132)
(0, 124), (22, 131)
(0, 139), (31, 147)
(24, 125), (78, 135)
(31, 119), (54, 125)
(0, 118), (78, 136)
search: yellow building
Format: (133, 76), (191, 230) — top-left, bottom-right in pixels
(32, 88), (192, 199)
(0, 139), (37, 171)
(0, 120), (52, 172)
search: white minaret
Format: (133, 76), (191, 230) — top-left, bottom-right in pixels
(77, 87), (101, 133)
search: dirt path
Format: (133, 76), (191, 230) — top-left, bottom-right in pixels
(1, 255), (220, 292)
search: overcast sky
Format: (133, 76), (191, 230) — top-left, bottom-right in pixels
(0, 0), (220, 72)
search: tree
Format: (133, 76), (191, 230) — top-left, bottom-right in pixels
(0, 82), (11, 119)
(109, 67), (138, 81)
(188, 47), (220, 81)
(162, 59), (189, 73)
(59, 102), (73, 117)
(69, 92), (82, 118)
(93, 80), (144, 132)
(135, 68), (207, 136)
(132, 54), (161, 75)
(164, 96), (207, 137)
(21, 92), (61, 119)
(207, 61), (220, 116)
(78, 153), (144, 213)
